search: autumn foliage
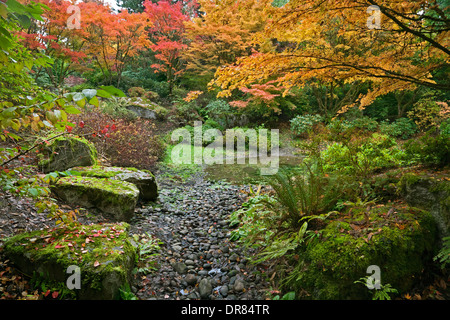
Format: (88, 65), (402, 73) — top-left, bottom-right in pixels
(211, 0), (450, 113)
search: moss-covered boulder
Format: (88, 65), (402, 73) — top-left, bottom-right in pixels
(2, 223), (137, 300)
(51, 176), (139, 222)
(69, 166), (158, 202)
(294, 204), (438, 299)
(399, 172), (449, 236)
(39, 136), (97, 173)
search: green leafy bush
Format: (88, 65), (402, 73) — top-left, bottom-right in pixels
(379, 118), (418, 140)
(204, 99), (237, 129)
(348, 116), (379, 132)
(321, 133), (408, 176)
(127, 86), (146, 97)
(407, 99), (449, 131)
(440, 119), (450, 138)
(290, 114), (323, 137)
(404, 130), (450, 167)
(101, 98), (138, 121)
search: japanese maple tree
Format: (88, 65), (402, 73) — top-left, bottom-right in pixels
(16, 0), (87, 88)
(144, 0), (189, 94)
(79, 2), (152, 87)
(211, 0), (450, 114)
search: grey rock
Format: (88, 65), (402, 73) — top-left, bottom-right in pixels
(173, 262), (187, 274)
(185, 259), (195, 265)
(198, 278), (212, 299)
(219, 285), (229, 297)
(233, 279), (245, 292)
(185, 274), (198, 286)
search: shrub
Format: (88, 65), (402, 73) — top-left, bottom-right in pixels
(348, 116), (379, 132)
(407, 99), (450, 131)
(127, 87), (146, 98)
(321, 133), (408, 176)
(290, 114), (323, 137)
(440, 118), (450, 138)
(172, 100), (202, 125)
(143, 90), (159, 101)
(101, 98), (138, 121)
(153, 105), (169, 120)
(404, 130), (450, 167)
(70, 111), (163, 169)
(379, 118), (418, 140)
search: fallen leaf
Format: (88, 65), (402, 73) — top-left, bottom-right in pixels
(94, 260), (100, 267)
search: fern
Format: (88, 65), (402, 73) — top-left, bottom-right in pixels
(265, 165), (341, 230)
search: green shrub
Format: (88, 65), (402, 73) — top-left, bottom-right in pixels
(143, 90), (159, 101)
(407, 99), (449, 131)
(404, 130), (450, 167)
(290, 114), (323, 137)
(153, 105), (169, 120)
(127, 87), (146, 97)
(101, 98), (138, 121)
(321, 133), (408, 176)
(379, 118), (418, 140)
(204, 99), (236, 129)
(348, 116), (379, 132)
(440, 119), (450, 138)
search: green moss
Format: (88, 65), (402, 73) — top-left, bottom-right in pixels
(3, 223), (136, 299)
(51, 176), (139, 221)
(55, 176), (138, 198)
(70, 166), (154, 179)
(291, 205), (438, 299)
(38, 135), (98, 171)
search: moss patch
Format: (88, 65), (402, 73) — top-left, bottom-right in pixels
(399, 172), (450, 235)
(293, 204), (438, 299)
(2, 223), (137, 299)
(39, 136), (98, 173)
(51, 176), (139, 221)
(69, 166), (158, 202)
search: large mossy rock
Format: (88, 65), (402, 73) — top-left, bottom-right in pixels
(295, 205), (438, 299)
(2, 223), (136, 300)
(51, 176), (139, 222)
(69, 166), (158, 202)
(39, 136), (97, 173)
(399, 172), (450, 236)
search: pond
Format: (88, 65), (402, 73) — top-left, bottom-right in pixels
(203, 155), (305, 185)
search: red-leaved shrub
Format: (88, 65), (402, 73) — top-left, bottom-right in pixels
(69, 111), (163, 170)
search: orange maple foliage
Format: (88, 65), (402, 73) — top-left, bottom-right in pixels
(78, 2), (152, 86)
(211, 0), (450, 114)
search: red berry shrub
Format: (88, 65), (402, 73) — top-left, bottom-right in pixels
(70, 111), (163, 170)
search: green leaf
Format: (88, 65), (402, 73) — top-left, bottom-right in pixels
(88, 96), (99, 107)
(65, 106), (81, 114)
(95, 89), (111, 98)
(0, 3), (8, 18)
(6, 0), (27, 14)
(99, 86), (126, 97)
(28, 188), (39, 197)
(75, 98), (86, 108)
